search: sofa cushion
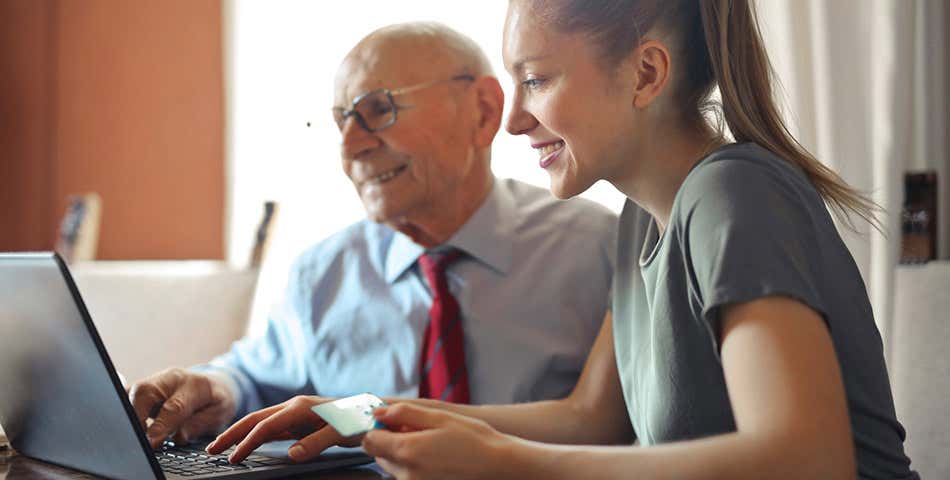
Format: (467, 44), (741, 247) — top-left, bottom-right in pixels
(891, 262), (950, 479)
(70, 261), (258, 384)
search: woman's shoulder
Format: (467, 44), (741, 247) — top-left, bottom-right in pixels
(686, 143), (809, 190)
(674, 143), (821, 219)
(667, 142), (838, 253)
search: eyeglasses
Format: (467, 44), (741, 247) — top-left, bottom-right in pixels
(329, 74), (475, 133)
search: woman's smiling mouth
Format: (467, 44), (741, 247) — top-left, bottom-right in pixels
(534, 140), (565, 169)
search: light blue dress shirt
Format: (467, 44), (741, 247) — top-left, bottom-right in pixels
(204, 178), (616, 418)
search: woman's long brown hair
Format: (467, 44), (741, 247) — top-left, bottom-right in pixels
(534, 0), (881, 230)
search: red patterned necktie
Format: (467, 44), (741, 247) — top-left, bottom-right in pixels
(417, 249), (470, 404)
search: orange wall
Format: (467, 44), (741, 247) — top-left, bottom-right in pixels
(0, 0), (57, 251)
(0, 0), (224, 259)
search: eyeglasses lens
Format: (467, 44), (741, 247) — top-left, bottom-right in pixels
(333, 91), (396, 132)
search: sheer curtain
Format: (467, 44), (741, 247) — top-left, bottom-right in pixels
(756, 4), (948, 476)
(755, 0), (947, 351)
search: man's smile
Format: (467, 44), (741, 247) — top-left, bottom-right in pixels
(360, 164), (409, 187)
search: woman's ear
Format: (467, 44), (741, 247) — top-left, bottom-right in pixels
(471, 76), (505, 148)
(629, 39), (672, 109)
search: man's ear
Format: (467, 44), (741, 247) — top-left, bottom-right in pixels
(628, 39), (672, 109)
(471, 76), (504, 148)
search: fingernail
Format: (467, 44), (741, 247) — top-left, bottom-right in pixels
(289, 445), (305, 460)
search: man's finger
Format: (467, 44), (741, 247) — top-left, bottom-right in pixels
(146, 388), (201, 448)
(372, 403), (450, 432)
(174, 407), (226, 444)
(228, 405), (324, 464)
(206, 404), (283, 454)
(129, 382), (164, 429)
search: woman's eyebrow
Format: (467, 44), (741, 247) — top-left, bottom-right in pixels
(510, 53), (551, 73)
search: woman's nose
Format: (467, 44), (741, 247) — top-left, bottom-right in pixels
(505, 94), (537, 136)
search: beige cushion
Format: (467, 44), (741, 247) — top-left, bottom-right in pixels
(70, 261), (258, 384)
(891, 262), (950, 479)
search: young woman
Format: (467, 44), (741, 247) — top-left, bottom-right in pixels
(208, 1), (918, 478)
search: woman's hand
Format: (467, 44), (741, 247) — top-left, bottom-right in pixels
(205, 395), (356, 464)
(363, 403), (517, 480)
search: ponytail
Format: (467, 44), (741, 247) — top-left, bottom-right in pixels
(697, 0), (881, 231)
(536, 0), (882, 231)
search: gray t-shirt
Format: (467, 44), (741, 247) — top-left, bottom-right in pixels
(613, 143), (918, 479)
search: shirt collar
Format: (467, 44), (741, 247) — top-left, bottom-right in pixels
(383, 178), (514, 283)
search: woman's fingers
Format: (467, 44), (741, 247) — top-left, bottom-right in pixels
(362, 428), (418, 465)
(364, 406), (507, 480)
(286, 425), (349, 462)
(372, 403), (451, 432)
(206, 403), (283, 454)
(227, 400), (325, 463)
(374, 457), (410, 478)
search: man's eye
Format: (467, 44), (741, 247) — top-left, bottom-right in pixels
(372, 104), (394, 115)
(360, 100), (394, 118)
(521, 78), (545, 89)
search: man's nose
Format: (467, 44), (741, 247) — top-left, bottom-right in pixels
(340, 116), (379, 159)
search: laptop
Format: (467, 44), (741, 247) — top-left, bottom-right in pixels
(0, 252), (373, 479)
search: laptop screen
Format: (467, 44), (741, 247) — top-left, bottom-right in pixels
(0, 253), (158, 479)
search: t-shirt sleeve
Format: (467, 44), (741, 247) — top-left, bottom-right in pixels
(675, 158), (828, 350)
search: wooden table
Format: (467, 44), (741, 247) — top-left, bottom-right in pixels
(0, 447), (391, 480)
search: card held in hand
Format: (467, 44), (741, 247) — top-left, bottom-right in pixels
(311, 393), (386, 438)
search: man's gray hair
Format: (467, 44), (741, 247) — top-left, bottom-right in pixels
(363, 21), (494, 77)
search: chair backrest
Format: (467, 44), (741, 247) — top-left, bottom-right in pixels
(71, 261), (259, 383)
(890, 262), (950, 479)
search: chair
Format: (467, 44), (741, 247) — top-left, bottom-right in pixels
(890, 262), (950, 479)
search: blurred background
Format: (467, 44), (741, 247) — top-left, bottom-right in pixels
(1, 0), (949, 474)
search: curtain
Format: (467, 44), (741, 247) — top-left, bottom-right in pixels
(756, 3), (947, 475)
(755, 0), (947, 351)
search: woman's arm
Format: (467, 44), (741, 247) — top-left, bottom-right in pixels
(366, 296), (856, 480)
(396, 311), (632, 445)
(209, 311), (629, 462)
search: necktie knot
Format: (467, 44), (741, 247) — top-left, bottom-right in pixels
(418, 248), (462, 272)
(418, 249), (463, 295)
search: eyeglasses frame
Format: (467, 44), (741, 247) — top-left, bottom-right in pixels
(331, 74), (476, 133)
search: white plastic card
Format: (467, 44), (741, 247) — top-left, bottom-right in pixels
(311, 393), (386, 437)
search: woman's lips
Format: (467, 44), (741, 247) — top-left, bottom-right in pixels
(535, 140), (565, 169)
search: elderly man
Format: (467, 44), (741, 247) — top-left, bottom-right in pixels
(129, 22), (615, 450)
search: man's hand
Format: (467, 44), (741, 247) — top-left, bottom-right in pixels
(206, 396), (357, 464)
(128, 368), (237, 449)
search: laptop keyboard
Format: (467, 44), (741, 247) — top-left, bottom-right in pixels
(156, 441), (288, 477)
